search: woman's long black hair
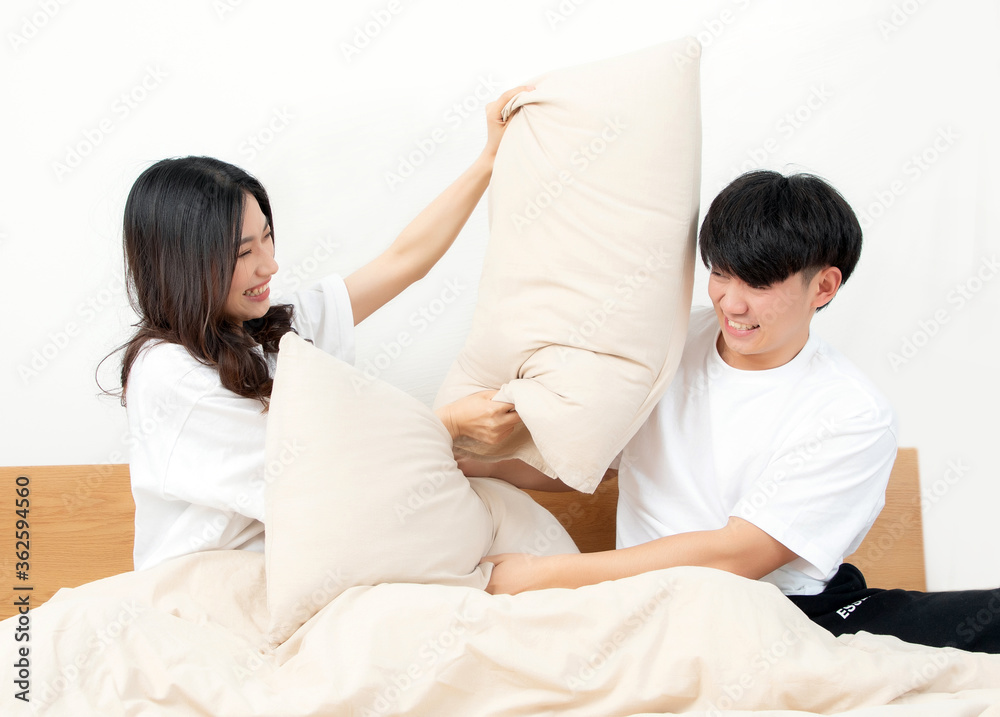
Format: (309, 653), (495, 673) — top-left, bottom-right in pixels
(108, 156), (294, 409)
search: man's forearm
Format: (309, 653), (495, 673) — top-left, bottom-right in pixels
(486, 518), (799, 594)
(459, 457), (574, 491)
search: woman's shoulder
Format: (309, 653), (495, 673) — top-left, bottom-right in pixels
(131, 339), (197, 372)
(128, 340), (221, 398)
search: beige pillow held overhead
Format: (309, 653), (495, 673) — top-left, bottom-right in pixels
(434, 38), (702, 493)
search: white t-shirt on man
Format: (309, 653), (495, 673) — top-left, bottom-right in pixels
(616, 306), (898, 595)
(126, 274), (355, 570)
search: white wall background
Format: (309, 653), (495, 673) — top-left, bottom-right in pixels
(2, 0), (997, 591)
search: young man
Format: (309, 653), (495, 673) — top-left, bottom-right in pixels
(477, 170), (1000, 653)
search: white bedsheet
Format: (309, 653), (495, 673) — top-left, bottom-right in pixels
(4, 551), (1000, 716)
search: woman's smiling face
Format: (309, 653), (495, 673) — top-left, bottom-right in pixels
(224, 193), (278, 323)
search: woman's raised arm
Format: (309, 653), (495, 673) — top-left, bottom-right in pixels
(344, 84), (532, 325)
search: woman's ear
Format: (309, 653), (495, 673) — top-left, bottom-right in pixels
(811, 266), (843, 309)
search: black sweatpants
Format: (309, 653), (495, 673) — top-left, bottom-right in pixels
(787, 563), (1000, 654)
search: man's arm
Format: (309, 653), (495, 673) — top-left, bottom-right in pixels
(483, 516), (798, 594)
(457, 457), (575, 492)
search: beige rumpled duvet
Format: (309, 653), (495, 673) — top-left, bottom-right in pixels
(4, 551), (999, 716)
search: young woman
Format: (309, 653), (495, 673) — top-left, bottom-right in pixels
(115, 86), (529, 570)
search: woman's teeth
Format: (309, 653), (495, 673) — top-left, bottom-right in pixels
(244, 282), (269, 297)
(728, 319), (759, 330)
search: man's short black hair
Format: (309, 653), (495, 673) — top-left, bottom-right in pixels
(699, 170), (862, 289)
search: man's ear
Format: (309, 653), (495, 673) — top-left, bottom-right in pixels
(811, 266), (843, 309)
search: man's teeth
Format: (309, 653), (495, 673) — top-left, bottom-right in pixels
(728, 319), (759, 331)
(244, 283), (268, 297)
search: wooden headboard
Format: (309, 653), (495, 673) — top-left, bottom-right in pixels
(0, 448), (924, 620)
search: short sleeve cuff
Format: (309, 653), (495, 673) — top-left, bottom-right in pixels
(284, 274), (356, 365)
(735, 510), (838, 580)
(316, 273), (356, 365)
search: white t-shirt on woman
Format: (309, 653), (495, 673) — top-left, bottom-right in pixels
(126, 275), (355, 570)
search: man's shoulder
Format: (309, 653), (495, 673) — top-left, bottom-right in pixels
(800, 337), (897, 431)
(807, 337), (888, 398)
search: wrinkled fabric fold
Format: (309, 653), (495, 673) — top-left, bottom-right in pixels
(6, 553), (1000, 716)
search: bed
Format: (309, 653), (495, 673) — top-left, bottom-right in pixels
(0, 448), (926, 622)
(4, 449), (1000, 716)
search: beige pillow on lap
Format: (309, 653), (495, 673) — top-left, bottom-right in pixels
(264, 333), (493, 645)
(434, 39), (702, 492)
(264, 333), (577, 645)
(468, 476), (580, 556)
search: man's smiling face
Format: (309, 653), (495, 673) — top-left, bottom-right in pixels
(708, 267), (837, 371)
